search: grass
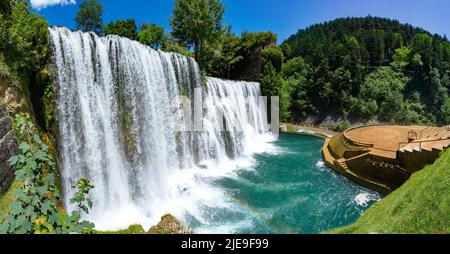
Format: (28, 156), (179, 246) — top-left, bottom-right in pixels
(0, 178), (22, 215)
(328, 148), (450, 234)
(95, 224), (147, 234)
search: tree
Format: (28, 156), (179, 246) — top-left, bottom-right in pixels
(392, 46), (412, 70)
(75, 0), (104, 36)
(411, 34), (433, 71)
(104, 19), (138, 41)
(261, 47), (284, 72)
(0, 0), (11, 15)
(428, 68), (450, 124)
(170, 0), (225, 62)
(359, 67), (407, 121)
(366, 30), (385, 66)
(161, 35), (192, 57)
(261, 62), (291, 122)
(0, 0), (48, 80)
(282, 57), (313, 119)
(139, 23), (166, 49)
(282, 17), (450, 125)
(211, 29), (243, 78)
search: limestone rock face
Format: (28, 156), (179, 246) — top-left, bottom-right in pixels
(148, 214), (193, 234)
(0, 103), (19, 195)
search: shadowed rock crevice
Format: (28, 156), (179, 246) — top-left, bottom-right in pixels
(0, 103), (19, 195)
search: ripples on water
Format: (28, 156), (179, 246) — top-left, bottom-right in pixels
(189, 134), (382, 234)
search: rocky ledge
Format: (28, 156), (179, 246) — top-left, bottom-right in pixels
(97, 214), (193, 234)
(148, 214), (193, 234)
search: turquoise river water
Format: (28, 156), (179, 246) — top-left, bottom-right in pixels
(189, 133), (382, 234)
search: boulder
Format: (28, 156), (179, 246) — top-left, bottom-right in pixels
(148, 214), (193, 234)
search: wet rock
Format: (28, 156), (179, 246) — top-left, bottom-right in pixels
(148, 214), (193, 234)
(0, 103), (19, 195)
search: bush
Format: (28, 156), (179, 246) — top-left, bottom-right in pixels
(0, 113), (95, 234)
(333, 120), (351, 132)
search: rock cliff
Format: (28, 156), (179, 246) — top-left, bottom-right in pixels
(0, 103), (19, 195)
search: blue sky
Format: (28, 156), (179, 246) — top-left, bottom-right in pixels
(32, 0), (450, 42)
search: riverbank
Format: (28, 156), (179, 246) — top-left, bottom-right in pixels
(328, 147), (450, 233)
(280, 123), (338, 139)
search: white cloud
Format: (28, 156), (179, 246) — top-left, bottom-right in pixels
(30, 0), (77, 10)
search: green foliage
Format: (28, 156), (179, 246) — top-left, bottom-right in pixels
(333, 120), (350, 132)
(329, 148), (450, 234)
(75, 0), (104, 36)
(170, 0), (225, 61)
(0, 179), (22, 215)
(281, 57), (313, 118)
(201, 30), (277, 79)
(200, 29), (243, 78)
(392, 46), (412, 70)
(0, 0), (10, 15)
(42, 83), (55, 130)
(282, 17), (450, 125)
(69, 178), (94, 215)
(0, 0), (48, 83)
(161, 35), (193, 57)
(260, 62), (291, 122)
(411, 33), (433, 71)
(105, 19), (138, 41)
(166, 0), (276, 79)
(0, 0), (51, 124)
(139, 23), (167, 49)
(280, 43), (292, 59)
(0, 113), (95, 234)
(261, 47), (284, 72)
(428, 68), (450, 124)
(357, 67), (407, 121)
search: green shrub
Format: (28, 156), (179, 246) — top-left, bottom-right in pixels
(0, 113), (95, 234)
(333, 120), (350, 132)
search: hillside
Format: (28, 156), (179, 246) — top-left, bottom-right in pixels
(328, 148), (450, 234)
(280, 17), (450, 126)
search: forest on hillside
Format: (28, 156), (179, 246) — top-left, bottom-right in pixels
(280, 17), (450, 127)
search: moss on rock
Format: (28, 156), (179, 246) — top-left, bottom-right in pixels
(96, 224), (146, 234)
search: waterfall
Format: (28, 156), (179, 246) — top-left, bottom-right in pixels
(48, 27), (272, 230)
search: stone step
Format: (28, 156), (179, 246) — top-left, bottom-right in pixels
(335, 158), (349, 170)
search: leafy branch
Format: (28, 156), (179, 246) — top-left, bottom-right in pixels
(0, 113), (95, 234)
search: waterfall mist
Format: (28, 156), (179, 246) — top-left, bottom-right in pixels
(49, 27), (274, 230)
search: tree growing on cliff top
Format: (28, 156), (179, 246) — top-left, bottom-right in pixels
(105, 19), (138, 41)
(170, 0), (225, 62)
(75, 0), (104, 36)
(139, 23), (167, 49)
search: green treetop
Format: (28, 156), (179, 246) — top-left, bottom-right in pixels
(170, 0), (225, 62)
(104, 19), (138, 41)
(75, 0), (104, 36)
(139, 23), (167, 49)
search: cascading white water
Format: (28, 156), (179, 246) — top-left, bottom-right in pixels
(49, 27), (273, 230)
